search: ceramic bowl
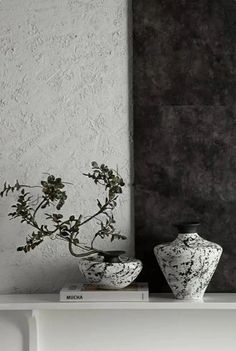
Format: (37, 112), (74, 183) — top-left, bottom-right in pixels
(78, 255), (143, 289)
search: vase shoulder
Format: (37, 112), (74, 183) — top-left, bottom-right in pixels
(155, 233), (222, 253)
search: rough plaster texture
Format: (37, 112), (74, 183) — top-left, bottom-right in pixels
(0, 0), (132, 293)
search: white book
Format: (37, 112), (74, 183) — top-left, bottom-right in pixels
(60, 282), (149, 302)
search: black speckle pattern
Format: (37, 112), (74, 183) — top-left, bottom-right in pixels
(78, 257), (143, 289)
(154, 233), (223, 299)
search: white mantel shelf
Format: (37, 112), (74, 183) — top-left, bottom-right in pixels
(0, 293), (236, 310)
(1, 294), (236, 351)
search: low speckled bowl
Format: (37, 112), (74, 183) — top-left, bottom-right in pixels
(78, 256), (143, 289)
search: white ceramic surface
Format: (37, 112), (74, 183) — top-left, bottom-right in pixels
(78, 256), (143, 289)
(154, 233), (223, 300)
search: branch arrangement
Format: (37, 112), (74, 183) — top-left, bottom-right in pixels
(0, 162), (126, 262)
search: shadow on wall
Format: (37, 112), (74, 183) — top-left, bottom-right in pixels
(133, 0), (236, 292)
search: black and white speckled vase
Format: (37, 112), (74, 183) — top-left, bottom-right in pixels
(78, 255), (143, 289)
(154, 222), (223, 300)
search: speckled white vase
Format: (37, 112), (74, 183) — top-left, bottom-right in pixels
(78, 255), (143, 289)
(154, 222), (223, 300)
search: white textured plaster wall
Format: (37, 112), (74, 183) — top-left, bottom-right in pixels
(0, 0), (132, 293)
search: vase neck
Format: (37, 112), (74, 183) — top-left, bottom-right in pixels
(177, 233), (199, 241)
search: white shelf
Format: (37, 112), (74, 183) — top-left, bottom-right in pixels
(1, 293), (236, 351)
(0, 293), (236, 310)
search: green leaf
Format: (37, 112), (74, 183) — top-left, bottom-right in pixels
(97, 199), (102, 209)
(47, 175), (55, 183)
(91, 161), (99, 168)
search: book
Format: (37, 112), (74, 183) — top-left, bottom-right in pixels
(59, 282), (149, 302)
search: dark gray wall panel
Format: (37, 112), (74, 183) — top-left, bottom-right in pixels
(133, 0), (236, 292)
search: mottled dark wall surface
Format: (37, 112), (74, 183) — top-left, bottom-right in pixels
(133, 0), (236, 292)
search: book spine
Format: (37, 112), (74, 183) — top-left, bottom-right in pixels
(60, 291), (149, 302)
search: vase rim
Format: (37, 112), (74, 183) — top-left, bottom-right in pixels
(79, 256), (141, 264)
(173, 222), (200, 233)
